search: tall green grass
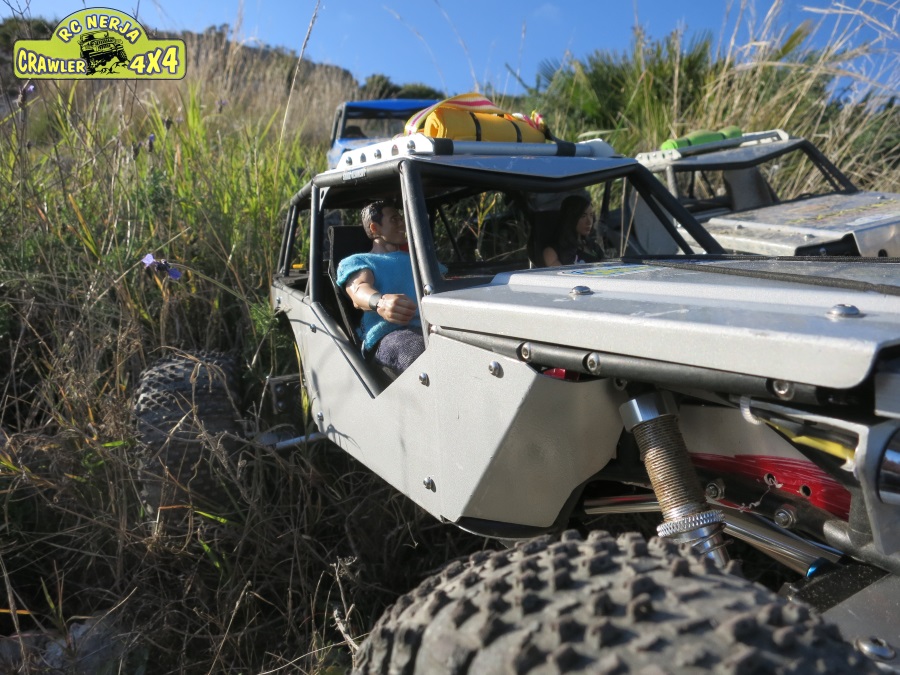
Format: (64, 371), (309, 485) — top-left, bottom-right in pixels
(0, 0), (899, 671)
(522, 0), (899, 193)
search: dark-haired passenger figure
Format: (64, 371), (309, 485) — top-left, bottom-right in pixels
(542, 195), (604, 266)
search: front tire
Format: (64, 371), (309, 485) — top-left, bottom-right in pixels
(354, 530), (875, 674)
(133, 351), (244, 518)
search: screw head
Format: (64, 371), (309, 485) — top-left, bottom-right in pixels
(772, 380), (794, 400)
(418, 373), (429, 386)
(520, 343), (532, 361)
(774, 506), (796, 529)
(856, 637), (896, 661)
(828, 304), (862, 319)
(705, 480), (725, 500)
(423, 477), (436, 492)
(407, 139), (417, 152)
(315, 412), (324, 422)
(374, 149), (382, 159)
(344, 155), (352, 165)
(569, 285), (592, 296)
(359, 153), (366, 163)
(488, 361), (503, 377)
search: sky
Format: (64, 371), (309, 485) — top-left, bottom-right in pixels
(16, 0), (900, 97)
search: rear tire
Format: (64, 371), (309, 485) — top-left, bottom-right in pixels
(133, 351), (244, 519)
(354, 530), (875, 674)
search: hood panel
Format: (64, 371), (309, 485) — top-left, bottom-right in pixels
(423, 260), (900, 389)
(704, 193), (900, 255)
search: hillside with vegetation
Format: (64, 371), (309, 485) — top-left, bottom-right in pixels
(0, 3), (898, 672)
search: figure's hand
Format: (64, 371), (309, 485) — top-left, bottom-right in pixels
(376, 294), (417, 325)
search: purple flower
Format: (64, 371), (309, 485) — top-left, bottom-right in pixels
(141, 253), (182, 280)
(25, 84), (35, 94)
(147, 133), (156, 153)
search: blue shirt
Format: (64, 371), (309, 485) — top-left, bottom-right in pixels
(336, 251), (420, 354)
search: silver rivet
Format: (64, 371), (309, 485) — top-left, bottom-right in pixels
(407, 139), (417, 152)
(359, 153), (366, 163)
(828, 304), (862, 319)
(418, 373), (429, 386)
(275, 296), (282, 306)
(423, 477), (436, 491)
(772, 380), (794, 400)
(316, 412), (324, 422)
(344, 155), (352, 165)
(856, 637), (896, 661)
(310, 324), (317, 333)
(374, 149), (382, 159)
(391, 145), (399, 156)
(804, 234), (814, 240)
(423, 284), (433, 295)
(488, 361), (503, 377)
(774, 506), (796, 529)
(520, 343), (532, 361)
(569, 285), (592, 296)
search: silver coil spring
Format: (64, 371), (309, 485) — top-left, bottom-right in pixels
(632, 414), (708, 524)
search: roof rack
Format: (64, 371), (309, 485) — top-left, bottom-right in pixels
(635, 129), (791, 170)
(330, 133), (618, 171)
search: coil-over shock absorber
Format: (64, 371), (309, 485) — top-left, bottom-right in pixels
(620, 391), (730, 566)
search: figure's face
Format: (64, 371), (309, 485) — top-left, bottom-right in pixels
(576, 204), (595, 237)
(372, 206), (406, 244)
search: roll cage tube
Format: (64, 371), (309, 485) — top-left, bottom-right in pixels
(400, 162), (436, 343)
(668, 140), (857, 194)
(278, 184), (312, 276)
(398, 160), (724, 296)
(309, 185), (324, 303)
(628, 168), (725, 254)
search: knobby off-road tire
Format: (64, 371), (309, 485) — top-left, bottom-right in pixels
(133, 351), (244, 517)
(354, 530), (876, 675)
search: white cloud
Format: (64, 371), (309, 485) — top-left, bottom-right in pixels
(531, 3), (562, 23)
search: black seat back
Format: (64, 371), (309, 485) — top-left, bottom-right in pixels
(327, 226), (373, 347)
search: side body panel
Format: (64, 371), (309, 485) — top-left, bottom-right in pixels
(277, 284), (624, 528)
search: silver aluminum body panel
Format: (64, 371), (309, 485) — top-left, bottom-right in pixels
(700, 192), (900, 256)
(420, 260), (900, 390)
(275, 283), (624, 528)
(823, 572), (900, 667)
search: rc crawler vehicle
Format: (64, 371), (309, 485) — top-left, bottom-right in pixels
(78, 31), (128, 75)
(635, 128), (900, 257)
(137, 130), (900, 673)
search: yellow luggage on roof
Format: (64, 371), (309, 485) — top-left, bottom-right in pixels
(406, 92), (548, 143)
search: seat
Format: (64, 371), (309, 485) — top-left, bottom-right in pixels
(630, 195), (679, 255)
(723, 168), (776, 212)
(327, 225), (373, 347)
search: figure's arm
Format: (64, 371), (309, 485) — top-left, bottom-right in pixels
(344, 269), (417, 325)
(543, 246), (562, 267)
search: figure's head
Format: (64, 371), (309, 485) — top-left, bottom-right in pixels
(559, 195), (594, 240)
(361, 200), (406, 245)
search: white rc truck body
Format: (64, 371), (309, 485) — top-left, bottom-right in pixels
(635, 129), (900, 257)
(268, 133), (900, 672)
